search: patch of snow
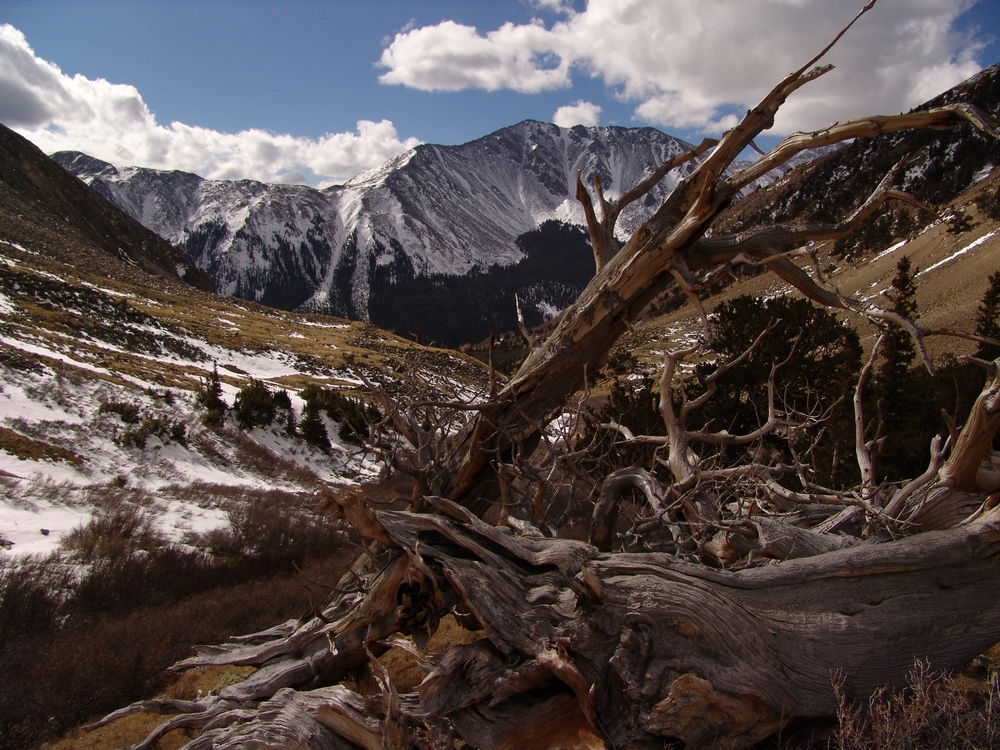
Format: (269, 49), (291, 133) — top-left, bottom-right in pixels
(0, 335), (152, 389)
(0, 483), (90, 556)
(0, 291), (15, 315)
(536, 301), (562, 320)
(78, 281), (133, 298)
(0, 239), (34, 255)
(918, 230), (998, 277)
(873, 238), (909, 262)
(973, 164), (996, 183)
(153, 497), (230, 545)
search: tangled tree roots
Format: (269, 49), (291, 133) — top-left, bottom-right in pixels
(86, 3), (1000, 747)
(92, 493), (1000, 750)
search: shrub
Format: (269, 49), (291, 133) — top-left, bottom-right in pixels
(300, 384), (380, 446)
(830, 661), (1000, 749)
(61, 503), (165, 566)
(98, 400), (141, 424)
(975, 187), (1000, 220)
(203, 498), (343, 569)
(947, 208), (975, 234)
(0, 485), (353, 749)
(0, 555), (70, 647)
(170, 420), (188, 446)
(233, 378), (278, 430)
(119, 415), (181, 449)
(273, 389), (292, 410)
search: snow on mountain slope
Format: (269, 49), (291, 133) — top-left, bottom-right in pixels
(0, 234), (489, 557)
(53, 121), (710, 324)
(55, 151), (345, 312)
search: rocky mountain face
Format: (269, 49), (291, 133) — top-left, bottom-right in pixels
(53, 122), (771, 344)
(717, 62), (1000, 244)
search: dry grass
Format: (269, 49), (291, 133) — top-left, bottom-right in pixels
(831, 662), (1000, 750)
(0, 426), (83, 465)
(39, 666), (255, 750)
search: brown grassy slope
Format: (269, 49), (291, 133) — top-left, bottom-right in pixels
(0, 123), (214, 293)
(615, 168), (1000, 370)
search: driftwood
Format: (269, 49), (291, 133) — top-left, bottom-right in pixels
(98, 490), (1000, 750)
(95, 3), (1000, 748)
(98, 351), (1000, 748)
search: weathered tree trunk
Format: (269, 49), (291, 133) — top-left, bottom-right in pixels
(92, 4), (1000, 749)
(100, 494), (1000, 750)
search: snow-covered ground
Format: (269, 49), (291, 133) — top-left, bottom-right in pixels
(0, 344), (381, 556)
(0, 243), (407, 558)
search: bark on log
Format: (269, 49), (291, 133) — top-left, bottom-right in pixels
(89, 7), (1000, 749)
(375, 499), (1000, 748)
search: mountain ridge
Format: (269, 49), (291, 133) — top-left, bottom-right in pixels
(50, 58), (1000, 345)
(51, 121), (745, 339)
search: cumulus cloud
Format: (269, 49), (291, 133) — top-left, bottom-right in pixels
(0, 24), (420, 187)
(378, 20), (572, 93)
(553, 100), (601, 127)
(378, 0), (987, 136)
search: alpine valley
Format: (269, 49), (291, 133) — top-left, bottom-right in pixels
(3, 48), (1000, 750)
(54, 121), (815, 346)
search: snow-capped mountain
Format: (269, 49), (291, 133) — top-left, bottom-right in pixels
(54, 122), (730, 332)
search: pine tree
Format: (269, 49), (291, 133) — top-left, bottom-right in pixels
(196, 364), (227, 427)
(974, 270), (1000, 360)
(694, 295), (863, 488)
(300, 402), (330, 451)
(875, 256), (934, 481)
(233, 379), (277, 430)
(879, 256), (918, 385)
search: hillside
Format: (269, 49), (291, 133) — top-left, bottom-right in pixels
(0, 126), (488, 557)
(617, 170), (1000, 377)
(0, 125), (214, 295)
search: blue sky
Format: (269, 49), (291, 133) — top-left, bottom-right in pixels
(2, 0), (997, 187)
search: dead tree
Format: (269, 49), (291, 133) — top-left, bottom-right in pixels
(96, 3), (1000, 748)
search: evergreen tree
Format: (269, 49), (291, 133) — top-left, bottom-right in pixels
(233, 379), (277, 430)
(300, 402), (330, 451)
(196, 364), (227, 427)
(584, 373), (664, 475)
(974, 188), (1000, 220)
(879, 256), (918, 385)
(974, 270), (1000, 361)
(875, 256), (935, 481)
(694, 295), (863, 488)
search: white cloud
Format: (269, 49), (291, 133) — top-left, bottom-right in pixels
(378, 0), (988, 137)
(378, 20), (572, 93)
(0, 24), (420, 187)
(553, 100), (601, 127)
